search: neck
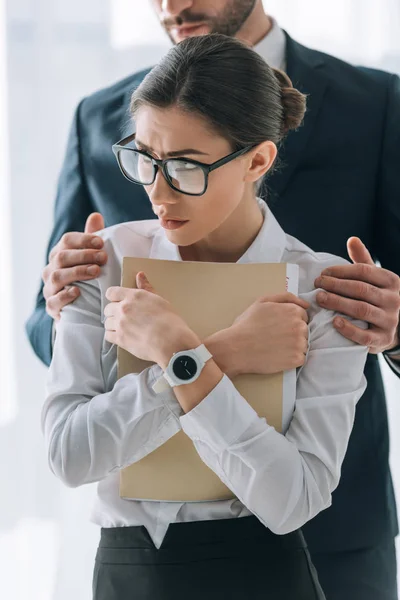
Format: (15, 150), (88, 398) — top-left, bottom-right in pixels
(180, 193), (264, 263)
(235, 2), (273, 47)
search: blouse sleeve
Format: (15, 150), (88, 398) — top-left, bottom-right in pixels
(179, 306), (368, 534)
(42, 276), (183, 488)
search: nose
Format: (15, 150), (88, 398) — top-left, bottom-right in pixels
(148, 168), (180, 212)
(161, 0), (194, 17)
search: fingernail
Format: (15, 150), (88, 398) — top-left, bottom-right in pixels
(91, 238), (103, 248)
(317, 291), (327, 303)
(87, 265), (98, 275)
(68, 287), (78, 296)
(335, 318), (344, 328)
(323, 270), (332, 277)
(95, 252), (106, 262)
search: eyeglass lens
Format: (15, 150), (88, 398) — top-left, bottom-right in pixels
(119, 150), (206, 194)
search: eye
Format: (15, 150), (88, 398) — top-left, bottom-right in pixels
(170, 161), (199, 173)
(137, 151), (153, 164)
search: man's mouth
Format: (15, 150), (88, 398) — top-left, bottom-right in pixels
(170, 22), (210, 40)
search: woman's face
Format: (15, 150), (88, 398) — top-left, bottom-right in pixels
(134, 104), (262, 248)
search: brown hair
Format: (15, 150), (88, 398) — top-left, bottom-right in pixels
(271, 68), (306, 135)
(131, 33), (306, 174)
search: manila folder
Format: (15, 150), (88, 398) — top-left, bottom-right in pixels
(118, 257), (298, 502)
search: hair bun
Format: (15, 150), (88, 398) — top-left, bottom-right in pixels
(272, 68), (307, 135)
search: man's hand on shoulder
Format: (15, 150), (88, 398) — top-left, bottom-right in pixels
(43, 212), (107, 321)
(314, 237), (400, 354)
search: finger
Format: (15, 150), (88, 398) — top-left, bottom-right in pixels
(103, 302), (117, 318)
(85, 212), (105, 234)
(318, 263), (399, 290)
(43, 264), (101, 298)
(346, 237), (375, 266)
(46, 287), (80, 319)
(316, 290), (386, 327)
(104, 316), (117, 331)
(260, 292), (310, 309)
(106, 286), (128, 302)
(51, 248), (107, 270)
(299, 334), (309, 357)
(136, 271), (156, 294)
(314, 276), (384, 308)
(104, 330), (118, 346)
(332, 317), (378, 351)
(298, 308), (309, 324)
(57, 231), (104, 252)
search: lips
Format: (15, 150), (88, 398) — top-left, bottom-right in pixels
(171, 23), (209, 39)
(159, 217), (189, 231)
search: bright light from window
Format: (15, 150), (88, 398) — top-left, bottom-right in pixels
(0, 519), (59, 600)
(0, 0), (17, 426)
(110, 0), (167, 49)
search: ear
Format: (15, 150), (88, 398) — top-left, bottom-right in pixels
(243, 141), (277, 183)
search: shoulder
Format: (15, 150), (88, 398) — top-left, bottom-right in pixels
(282, 234), (368, 343)
(283, 233), (349, 295)
(290, 35), (395, 88)
(60, 219), (161, 328)
(288, 35), (396, 108)
(78, 67), (153, 121)
(97, 219), (161, 259)
(90, 219), (161, 290)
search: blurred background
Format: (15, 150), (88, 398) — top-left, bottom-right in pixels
(1, 1), (399, 598)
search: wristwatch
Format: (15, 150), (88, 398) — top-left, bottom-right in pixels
(152, 344), (213, 394)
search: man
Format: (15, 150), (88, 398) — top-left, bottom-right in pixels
(26, 1), (400, 598)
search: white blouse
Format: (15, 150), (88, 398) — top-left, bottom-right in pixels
(42, 199), (368, 549)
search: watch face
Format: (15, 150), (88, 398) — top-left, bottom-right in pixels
(172, 355), (198, 381)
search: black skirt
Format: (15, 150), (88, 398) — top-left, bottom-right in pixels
(92, 515), (326, 599)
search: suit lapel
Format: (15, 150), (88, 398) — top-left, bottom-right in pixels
(268, 33), (329, 199)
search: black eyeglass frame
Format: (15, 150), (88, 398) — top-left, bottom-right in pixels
(112, 132), (255, 196)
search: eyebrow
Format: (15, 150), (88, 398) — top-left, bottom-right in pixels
(135, 139), (209, 158)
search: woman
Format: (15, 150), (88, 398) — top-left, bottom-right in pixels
(43, 34), (368, 599)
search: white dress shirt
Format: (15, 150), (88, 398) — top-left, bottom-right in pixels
(43, 198), (368, 549)
(254, 17), (286, 70)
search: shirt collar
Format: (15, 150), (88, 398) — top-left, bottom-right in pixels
(253, 17), (287, 71)
(149, 198), (287, 264)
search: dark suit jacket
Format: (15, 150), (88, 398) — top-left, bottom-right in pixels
(26, 34), (400, 554)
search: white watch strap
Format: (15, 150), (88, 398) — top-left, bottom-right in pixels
(196, 343), (213, 362)
(152, 344), (213, 395)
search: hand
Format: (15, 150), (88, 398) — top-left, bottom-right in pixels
(43, 213), (107, 320)
(104, 272), (199, 366)
(314, 237), (400, 354)
(210, 292), (310, 377)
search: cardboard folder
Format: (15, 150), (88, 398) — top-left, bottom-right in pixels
(118, 257), (298, 502)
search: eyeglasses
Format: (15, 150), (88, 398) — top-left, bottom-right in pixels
(112, 133), (255, 196)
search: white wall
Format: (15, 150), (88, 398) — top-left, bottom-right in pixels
(1, 1), (399, 598)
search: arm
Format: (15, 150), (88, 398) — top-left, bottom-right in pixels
(314, 76), (400, 373)
(26, 100), (95, 366)
(42, 276), (183, 488)
(172, 309), (367, 534)
(376, 74), (400, 376)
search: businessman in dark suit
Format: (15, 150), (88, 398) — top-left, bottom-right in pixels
(26, 1), (400, 598)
